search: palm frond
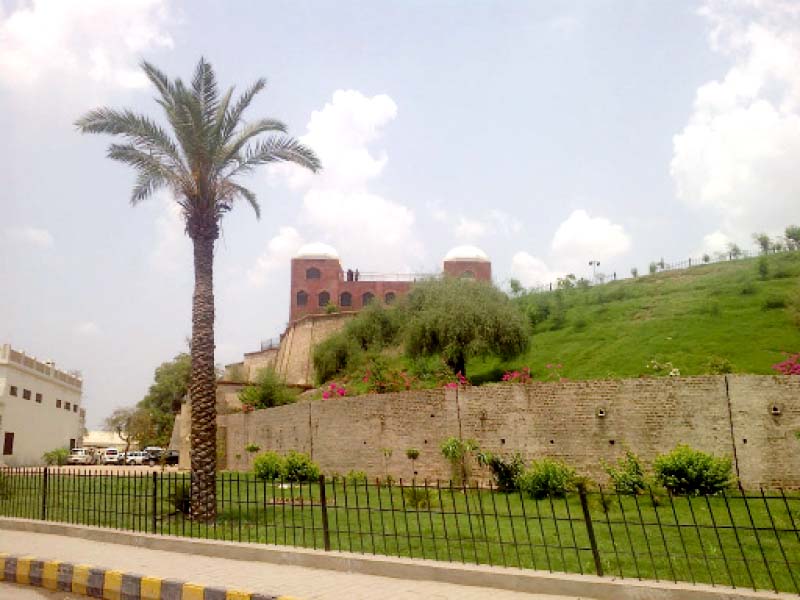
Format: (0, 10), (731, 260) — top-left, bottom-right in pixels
(191, 57), (219, 125)
(226, 182), (261, 218)
(217, 118), (287, 167)
(222, 78), (266, 142)
(233, 135), (321, 175)
(106, 144), (186, 195)
(140, 61), (175, 105)
(131, 171), (168, 205)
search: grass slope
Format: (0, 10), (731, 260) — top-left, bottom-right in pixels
(470, 252), (800, 382)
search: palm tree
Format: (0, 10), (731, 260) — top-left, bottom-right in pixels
(76, 59), (320, 520)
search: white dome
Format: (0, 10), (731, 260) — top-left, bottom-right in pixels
(443, 245), (490, 262)
(295, 242), (340, 260)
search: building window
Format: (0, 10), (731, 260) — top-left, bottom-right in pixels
(318, 291), (330, 307)
(69, 439), (76, 450)
(65, 402), (71, 411)
(306, 267), (321, 280)
(296, 290), (308, 306)
(56, 399), (62, 408)
(362, 292), (375, 306)
(3, 432), (13, 456)
(73, 405), (78, 413)
(9, 386), (17, 397)
(384, 292), (396, 304)
(22, 389), (31, 400)
(35, 393), (42, 403)
(461, 270), (475, 279)
(340, 292), (352, 307)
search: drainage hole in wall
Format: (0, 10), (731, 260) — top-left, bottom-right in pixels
(742, 438), (747, 444)
(549, 439), (554, 444)
(430, 414), (435, 418)
(423, 439), (428, 444)
(500, 438), (506, 445)
(609, 439), (615, 445)
(363, 441), (367, 445)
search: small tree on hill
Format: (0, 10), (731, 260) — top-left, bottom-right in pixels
(753, 233), (771, 254)
(403, 278), (529, 377)
(786, 225), (800, 251)
(105, 407), (153, 456)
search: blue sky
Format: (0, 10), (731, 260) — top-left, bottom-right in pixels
(2, 0), (798, 427)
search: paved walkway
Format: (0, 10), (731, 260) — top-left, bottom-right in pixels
(0, 530), (587, 599)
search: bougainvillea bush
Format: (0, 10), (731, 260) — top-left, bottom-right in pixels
(772, 354), (800, 375)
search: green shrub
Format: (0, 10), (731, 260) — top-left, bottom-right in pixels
(762, 295), (787, 310)
(345, 470), (368, 485)
(239, 368), (295, 410)
(707, 356), (734, 374)
(169, 482), (191, 514)
(602, 450), (646, 494)
(519, 459), (576, 499)
(739, 280), (756, 295)
(283, 451), (320, 482)
(757, 256), (769, 280)
(42, 447), (70, 466)
(325, 303), (339, 314)
(405, 448), (420, 461)
(245, 443), (260, 453)
(346, 302), (401, 350)
(253, 451), (284, 481)
(313, 334), (361, 384)
(653, 445), (733, 495)
(403, 487), (436, 509)
(440, 437), (478, 485)
(482, 453), (525, 492)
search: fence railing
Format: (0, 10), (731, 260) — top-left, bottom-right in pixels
(1, 468), (798, 594)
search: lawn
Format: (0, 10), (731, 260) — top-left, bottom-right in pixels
(1, 469), (798, 594)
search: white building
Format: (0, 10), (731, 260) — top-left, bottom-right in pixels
(0, 344), (85, 466)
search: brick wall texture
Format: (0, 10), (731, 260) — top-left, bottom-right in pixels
(207, 375), (800, 489)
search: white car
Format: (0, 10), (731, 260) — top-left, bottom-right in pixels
(125, 451), (149, 465)
(67, 448), (96, 465)
(100, 448), (121, 465)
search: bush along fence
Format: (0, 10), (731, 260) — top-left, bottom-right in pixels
(1, 468), (799, 595)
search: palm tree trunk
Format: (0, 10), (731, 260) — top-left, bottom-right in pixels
(189, 233), (217, 521)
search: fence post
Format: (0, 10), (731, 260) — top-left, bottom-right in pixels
(578, 485), (603, 576)
(152, 471), (158, 534)
(40, 467), (48, 521)
(318, 474), (331, 551)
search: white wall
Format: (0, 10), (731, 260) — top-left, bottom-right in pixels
(0, 362), (83, 467)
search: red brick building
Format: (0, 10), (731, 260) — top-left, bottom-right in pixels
(289, 243), (492, 322)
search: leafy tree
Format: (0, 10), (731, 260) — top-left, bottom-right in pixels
(727, 243), (742, 259)
(753, 232), (771, 254)
(76, 59), (320, 520)
(137, 352), (191, 447)
(786, 225), (800, 251)
(239, 368), (295, 410)
(508, 278), (524, 297)
(404, 278), (528, 376)
(105, 407), (154, 456)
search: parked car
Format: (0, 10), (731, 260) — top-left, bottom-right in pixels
(164, 450), (179, 466)
(143, 446), (163, 465)
(100, 448), (121, 465)
(125, 451), (149, 465)
(67, 447), (96, 465)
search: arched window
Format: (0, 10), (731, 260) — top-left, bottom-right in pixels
(306, 267), (321, 280)
(461, 270), (475, 279)
(340, 292), (352, 307)
(362, 292), (375, 306)
(296, 290), (308, 306)
(384, 292), (396, 304)
(318, 291), (330, 306)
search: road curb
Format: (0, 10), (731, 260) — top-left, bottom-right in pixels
(0, 552), (296, 600)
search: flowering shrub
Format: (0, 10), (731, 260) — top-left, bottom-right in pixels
(545, 363), (564, 381)
(502, 367), (532, 383)
(772, 354), (800, 375)
(321, 382), (347, 399)
(362, 357), (416, 393)
(645, 358), (680, 377)
(444, 371), (470, 389)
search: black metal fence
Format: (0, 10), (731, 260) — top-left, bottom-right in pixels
(1, 468), (798, 594)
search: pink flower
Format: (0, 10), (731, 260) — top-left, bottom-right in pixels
(337, 388), (346, 396)
(546, 363), (553, 369)
(556, 364), (563, 369)
(322, 391), (331, 399)
(330, 384), (336, 390)
(362, 376), (369, 382)
(445, 382), (458, 389)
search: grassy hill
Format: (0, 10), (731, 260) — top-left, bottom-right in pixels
(470, 251), (800, 381)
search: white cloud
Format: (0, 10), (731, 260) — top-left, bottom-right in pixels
(6, 226), (53, 248)
(551, 209), (631, 262)
(510, 252), (563, 288)
(247, 226), (304, 287)
(0, 0), (173, 89)
(74, 321), (100, 336)
(671, 0), (800, 239)
(270, 89), (423, 271)
(452, 209), (521, 240)
(149, 194), (188, 273)
(697, 230), (733, 256)
(454, 217), (487, 240)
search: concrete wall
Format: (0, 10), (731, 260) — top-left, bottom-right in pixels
(0, 345), (84, 467)
(206, 375), (800, 489)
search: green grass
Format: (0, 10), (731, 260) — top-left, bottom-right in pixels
(470, 252), (800, 382)
(2, 470), (799, 593)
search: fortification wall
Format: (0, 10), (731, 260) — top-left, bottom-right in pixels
(203, 375), (800, 488)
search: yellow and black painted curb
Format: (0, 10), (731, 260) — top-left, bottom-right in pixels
(0, 552), (298, 600)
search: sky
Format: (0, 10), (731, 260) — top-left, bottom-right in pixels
(2, 0), (799, 428)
